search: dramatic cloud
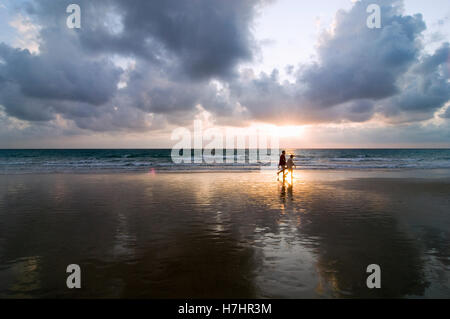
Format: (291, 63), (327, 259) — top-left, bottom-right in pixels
(0, 42), (122, 105)
(0, 0), (268, 132)
(378, 42), (450, 122)
(0, 0), (448, 145)
(26, 0), (263, 79)
(227, 0), (449, 125)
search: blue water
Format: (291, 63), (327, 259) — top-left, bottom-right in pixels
(1, 149), (450, 173)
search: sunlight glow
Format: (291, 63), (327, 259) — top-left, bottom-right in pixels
(258, 124), (305, 138)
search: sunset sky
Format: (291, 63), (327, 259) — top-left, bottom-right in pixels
(0, 0), (449, 148)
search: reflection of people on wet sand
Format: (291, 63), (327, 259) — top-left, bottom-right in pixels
(281, 184), (293, 195)
(280, 184), (286, 199)
(280, 182), (294, 203)
(287, 183), (293, 200)
(277, 151), (287, 181)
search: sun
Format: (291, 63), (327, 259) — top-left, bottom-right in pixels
(254, 124), (304, 138)
(281, 125), (305, 137)
(266, 125), (305, 138)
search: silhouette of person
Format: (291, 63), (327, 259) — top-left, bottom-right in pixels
(277, 151), (287, 181)
(286, 154), (296, 183)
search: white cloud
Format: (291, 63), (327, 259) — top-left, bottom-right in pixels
(9, 14), (41, 54)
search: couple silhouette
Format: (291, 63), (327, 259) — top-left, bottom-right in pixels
(277, 150), (296, 183)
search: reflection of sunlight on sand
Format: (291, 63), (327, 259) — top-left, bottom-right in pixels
(285, 171), (293, 185)
(315, 266), (343, 297)
(215, 211), (225, 233)
(126, 172), (402, 298)
(254, 179), (320, 297)
(255, 236), (318, 298)
(112, 211), (137, 259)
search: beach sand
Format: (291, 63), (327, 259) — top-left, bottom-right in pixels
(0, 170), (449, 298)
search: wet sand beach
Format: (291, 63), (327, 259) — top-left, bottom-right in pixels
(0, 170), (449, 298)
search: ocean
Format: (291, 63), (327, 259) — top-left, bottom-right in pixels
(1, 149), (450, 173)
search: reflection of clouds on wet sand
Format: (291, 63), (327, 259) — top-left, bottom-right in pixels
(0, 172), (449, 298)
(296, 184), (428, 298)
(327, 179), (450, 298)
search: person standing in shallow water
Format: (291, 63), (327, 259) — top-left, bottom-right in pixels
(277, 151), (287, 180)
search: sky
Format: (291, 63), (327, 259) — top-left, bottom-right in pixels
(0, 0), (449, 148)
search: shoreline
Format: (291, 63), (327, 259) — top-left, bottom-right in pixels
(2, 167), (450, 179)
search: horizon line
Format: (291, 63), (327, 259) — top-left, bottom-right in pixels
(1, 148), (450, 151)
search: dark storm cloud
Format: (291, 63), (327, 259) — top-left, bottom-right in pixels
(0, 82), (55, 121)
(0, 42), (122, 105)
(0, 34), (123, 122)
(0, 0), (266, 131)
(300, 15), (424, 107)
(378, 42), (450, 122)
(115, 0), (259, 79)
(27, 0), (262, 79)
